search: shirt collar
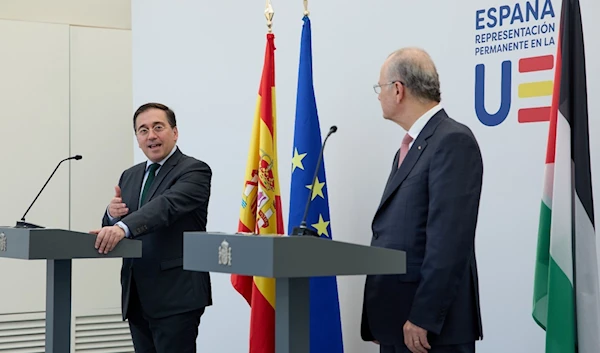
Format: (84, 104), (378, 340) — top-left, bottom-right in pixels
(146, 145), (178, 171)
(406, 104), (442, 141)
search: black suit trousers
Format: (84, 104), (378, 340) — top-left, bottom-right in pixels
(127, 277), (205, 353)
(380, 342), (475, 353)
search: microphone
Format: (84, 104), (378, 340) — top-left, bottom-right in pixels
(291, 126), (338, 237)
(15, 155), (83, 229)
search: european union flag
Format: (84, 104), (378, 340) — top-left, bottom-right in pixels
(288, 15), (344, 353)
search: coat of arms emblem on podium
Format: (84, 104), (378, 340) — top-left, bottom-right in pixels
(0, 233), (6, 252)
(218, 239), (231, 266)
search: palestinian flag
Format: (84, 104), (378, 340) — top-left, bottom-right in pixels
(532, 1), (600, 352)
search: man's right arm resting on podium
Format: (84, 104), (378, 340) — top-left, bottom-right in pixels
(104, 208), (132, 238)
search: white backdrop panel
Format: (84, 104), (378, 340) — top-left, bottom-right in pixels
(131, 1), (600, 352)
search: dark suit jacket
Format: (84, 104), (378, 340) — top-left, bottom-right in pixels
(102, 147), (212, 320)
(361, 109), (484, 346)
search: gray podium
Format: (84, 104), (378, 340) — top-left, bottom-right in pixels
(183, 232), (405, 353)
(0, 227), (142, 353)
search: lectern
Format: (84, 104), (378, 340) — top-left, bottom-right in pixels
(0, 227), (142, 353)
(183, 232), (405, 353)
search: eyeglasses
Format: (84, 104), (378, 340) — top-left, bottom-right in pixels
(373, 80), (404, 94)
(136, 124), (166, 136)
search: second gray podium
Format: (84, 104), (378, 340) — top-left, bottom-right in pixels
(183, 232), (405, 353)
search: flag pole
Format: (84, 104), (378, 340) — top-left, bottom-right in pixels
(265, 0), (274, 33)
(303, 0), (309, 16)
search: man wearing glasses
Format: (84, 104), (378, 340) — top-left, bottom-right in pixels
(361, 48), (484, 353)
(91, 103), (212, 353)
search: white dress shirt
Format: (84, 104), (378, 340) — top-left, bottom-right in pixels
(405, 104), (442, 149)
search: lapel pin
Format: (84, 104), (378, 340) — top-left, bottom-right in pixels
(418, 145), (422, 150)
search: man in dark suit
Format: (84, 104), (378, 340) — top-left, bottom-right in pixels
(361, 48), (484, 353)
(91, 103), (212, 353)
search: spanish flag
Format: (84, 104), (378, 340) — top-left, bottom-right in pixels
(232, 32), (284, 353)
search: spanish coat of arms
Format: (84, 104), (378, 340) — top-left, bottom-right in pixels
(0, 232), (6, 252)
(218, 240), (231, 266)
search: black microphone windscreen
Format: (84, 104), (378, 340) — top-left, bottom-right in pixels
(74, 155), (83, 160)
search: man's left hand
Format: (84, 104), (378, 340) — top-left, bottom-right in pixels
(403, 320), (431, 353)
(90, 226), (125, 254)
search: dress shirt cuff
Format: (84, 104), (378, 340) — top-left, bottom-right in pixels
(115, 221), (131, 238)
(106, 207), (118, 225)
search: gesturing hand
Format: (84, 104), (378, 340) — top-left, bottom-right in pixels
(108, 186), (128, 218)
(403, 321), (431, 353)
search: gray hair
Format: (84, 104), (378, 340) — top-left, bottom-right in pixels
(386, 48), (441, 103)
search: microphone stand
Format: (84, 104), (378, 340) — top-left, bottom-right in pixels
(291, 126), (337, 236)
(15, 155), (83, 229)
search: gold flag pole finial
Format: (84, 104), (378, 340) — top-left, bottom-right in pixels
(303, 0), (309, 16)
(265, 0), (274, 33)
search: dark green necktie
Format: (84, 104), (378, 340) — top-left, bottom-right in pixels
(140, 163), (160, 206)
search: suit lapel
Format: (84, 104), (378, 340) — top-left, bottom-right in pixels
(377, 141), (428, 210)
(384, 149), (400, 187)
(145, 148), (182, 203)
(376, 111), (445, 212)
